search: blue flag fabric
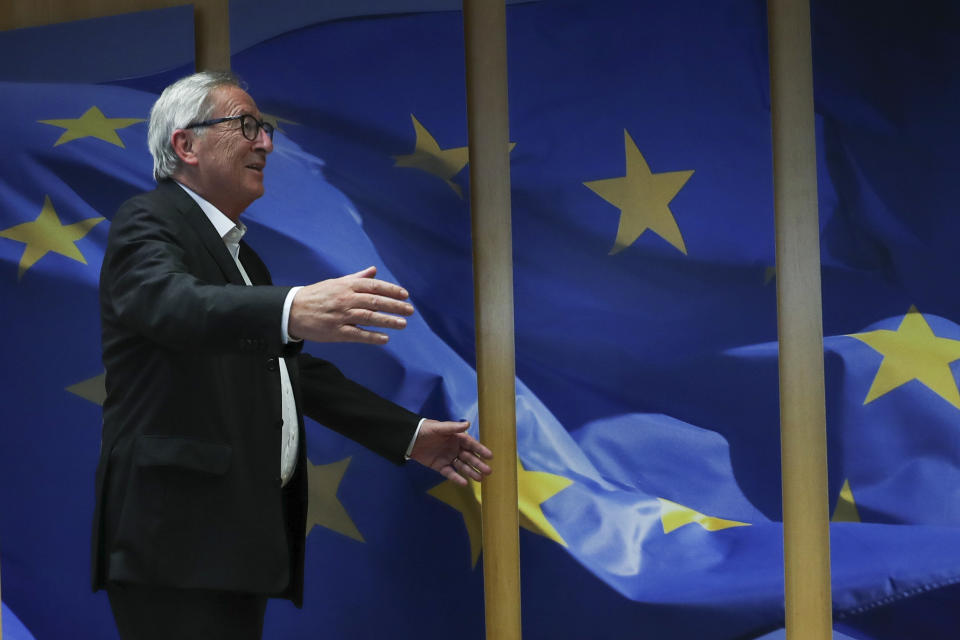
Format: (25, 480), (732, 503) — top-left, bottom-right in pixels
(2, 602), (37, 640)
(0, 7), (194, 90)
(229, 0), (960, 636)
(0, 82), (156, 640)
(1, 1), (959, 639)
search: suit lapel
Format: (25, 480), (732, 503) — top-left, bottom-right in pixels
(157, 180), (247, 285)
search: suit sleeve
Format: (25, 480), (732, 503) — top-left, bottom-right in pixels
(295, 352), (421, 464)
(101, 195), (292, 355)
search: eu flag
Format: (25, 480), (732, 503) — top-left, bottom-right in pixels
(230, 0), (960, 637)
(1, 1), (958, 639)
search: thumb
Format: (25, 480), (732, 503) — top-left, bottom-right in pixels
(444, 420), (470, 433)
(348, 265), (377, 279)
(425, 420), (470, 435)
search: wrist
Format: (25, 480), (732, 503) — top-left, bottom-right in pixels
(405, 418), (427, 460)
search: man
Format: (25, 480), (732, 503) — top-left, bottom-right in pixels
(92, 71), (493, 640)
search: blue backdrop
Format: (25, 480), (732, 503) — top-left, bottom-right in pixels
(1, 1), (958, 638)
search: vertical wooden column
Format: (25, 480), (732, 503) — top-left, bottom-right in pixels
(767, 1), (833, 638)
(192, 0), (230, 71)
(462, 1), (521, 639)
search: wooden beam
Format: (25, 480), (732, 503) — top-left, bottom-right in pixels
(462, 1), (521, 638)
(767, 1), (833, 638)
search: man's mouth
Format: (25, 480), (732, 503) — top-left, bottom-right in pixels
(246, 163), (264, 173)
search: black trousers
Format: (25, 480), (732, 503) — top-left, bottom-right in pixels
(106, 476), (301, 639)
(106, 582), (268, 640)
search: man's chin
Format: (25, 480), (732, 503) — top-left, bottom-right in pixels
(245, 181), (265, 199)
(234, 187), (265, 214)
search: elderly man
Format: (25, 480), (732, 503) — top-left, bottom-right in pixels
(91, 71), (492, 640)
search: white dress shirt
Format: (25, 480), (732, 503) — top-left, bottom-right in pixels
(177, 183), (301, 485)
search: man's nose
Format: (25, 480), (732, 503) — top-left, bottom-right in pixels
(254, 127), (273, 153)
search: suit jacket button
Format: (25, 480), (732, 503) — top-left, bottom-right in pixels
(266, 357), (278, 371)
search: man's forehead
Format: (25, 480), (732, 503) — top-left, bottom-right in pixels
(211, 85), (260, 116)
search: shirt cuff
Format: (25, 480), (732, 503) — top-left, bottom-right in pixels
(404, 418), (426, 460)
(281, 286), (304, 344)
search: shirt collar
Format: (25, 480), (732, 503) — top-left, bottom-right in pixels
(175, 181), (247, 243)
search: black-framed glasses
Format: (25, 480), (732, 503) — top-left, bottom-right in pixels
(183, 114), (274, 141)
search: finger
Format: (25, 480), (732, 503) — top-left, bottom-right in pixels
(336, 325), (390, 345)
(353, 293), (414, 316)
(457, 451), (492, 475)
(347, 309), (408, 330)
(345, 265), (377, 279)
(351, 277), (409, 300)
(452, 458), (484, 482)
(439, 465), (468, 487)
(458, 451), (490, 474)
(459, 435), (493, 459)
(470, 444), (493, 460)
(436, 421), (470, 434)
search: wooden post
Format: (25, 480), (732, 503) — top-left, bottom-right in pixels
(462, 1), (521, 639)
(191, 0), (230, 71)
(768, 0), (833, 638)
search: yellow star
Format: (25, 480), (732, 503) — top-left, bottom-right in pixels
(584, 130), (694, 255)
(394, 114), (516, 199)
(832, 479), (861, 523)
(517, 462), (574, 548)
(305, 457), (364, 542)
(38, 106), (144, 147)
(848, 306), (960, 408)
(393, 114), (471, 198)
(0, 195), (105, 280)
(66, 372), (106, 406)
(657, 498), (750, 534)
(428, 476), (484, 566)
(428, 459), (573, 566)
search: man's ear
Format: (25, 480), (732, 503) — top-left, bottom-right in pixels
(171, 130), (199, 167)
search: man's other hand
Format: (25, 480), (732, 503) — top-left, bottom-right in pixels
(289, 266), (414, 344)
(410, 420), (493, 486)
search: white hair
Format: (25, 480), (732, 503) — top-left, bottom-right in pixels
(147, 71), (244, 182)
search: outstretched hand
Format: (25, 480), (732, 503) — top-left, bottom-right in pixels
(410, 420), (493, 486)
(288, 266), (414, 344)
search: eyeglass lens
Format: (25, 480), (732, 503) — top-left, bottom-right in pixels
(240, 115), (274, 141)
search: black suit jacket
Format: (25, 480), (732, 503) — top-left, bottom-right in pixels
(92, 180), (419, 606)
